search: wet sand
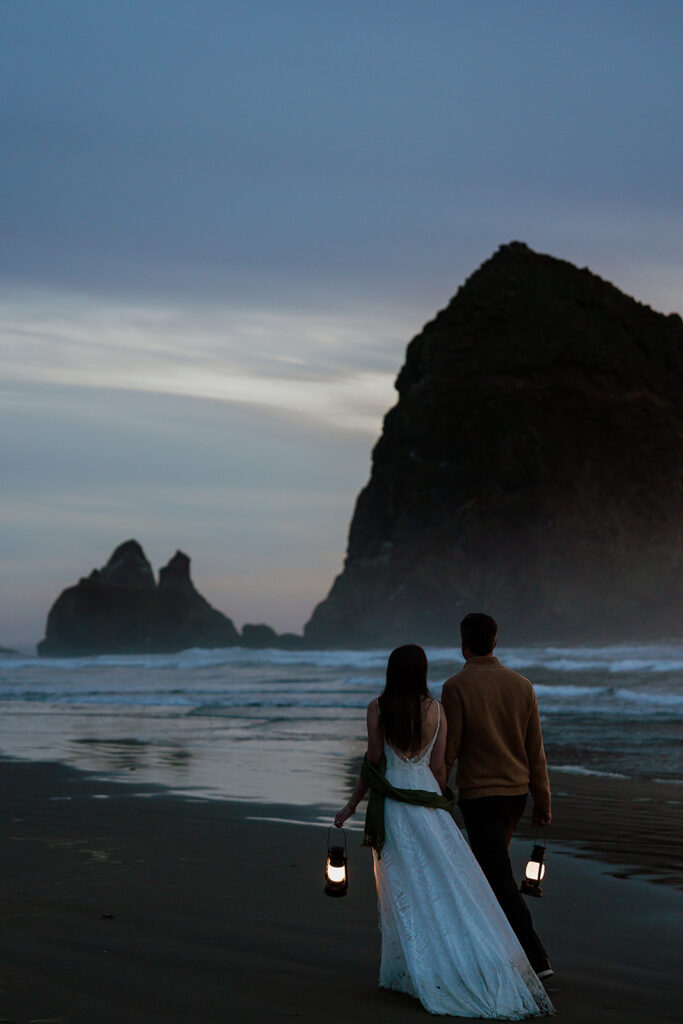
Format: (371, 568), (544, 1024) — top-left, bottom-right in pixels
(1, 758), (681, 1023)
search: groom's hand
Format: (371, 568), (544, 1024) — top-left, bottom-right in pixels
(532, 808), (552, 827)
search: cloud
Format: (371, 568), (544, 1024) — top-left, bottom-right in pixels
(0, 288), (405, 433)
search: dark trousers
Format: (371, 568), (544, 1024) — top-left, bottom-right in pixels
(459, 794), (549, 971)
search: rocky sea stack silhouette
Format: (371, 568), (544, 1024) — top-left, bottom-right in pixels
(38, 541), (241, 655)
(39, 540), (304, 655)
(305, 242), (683, 646)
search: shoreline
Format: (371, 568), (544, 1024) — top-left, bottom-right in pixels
(3, 747), (681, 890)
(10, 630), (683, 657)
(1, 757), (681, 1023)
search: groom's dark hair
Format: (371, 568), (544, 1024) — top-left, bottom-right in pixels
(460, 613), (497, 656)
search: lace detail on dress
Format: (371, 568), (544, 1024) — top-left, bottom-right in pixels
(373, 703), (554, 1020)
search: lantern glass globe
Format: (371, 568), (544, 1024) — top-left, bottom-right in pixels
(326, 860), (346, 884)
(525, 861), (546, 882)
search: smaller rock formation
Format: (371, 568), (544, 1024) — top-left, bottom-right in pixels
(240, 624), (304, 649)
(38, 540), (241, 655)
(241, 623), (278, 648)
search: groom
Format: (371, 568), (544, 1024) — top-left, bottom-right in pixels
(441, 612), (553, 979)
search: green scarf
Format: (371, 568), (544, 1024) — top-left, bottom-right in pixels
(360, 753), (454, 859)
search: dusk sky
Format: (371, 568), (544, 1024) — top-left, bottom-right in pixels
(2, 1), (682, 646)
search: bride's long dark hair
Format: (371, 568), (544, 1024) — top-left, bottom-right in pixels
(378, 644), (431, 753)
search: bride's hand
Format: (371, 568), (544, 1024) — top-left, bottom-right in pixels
(334, 803), (355, 827)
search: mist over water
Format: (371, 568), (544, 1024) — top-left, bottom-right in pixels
(0, 642), (680, 802)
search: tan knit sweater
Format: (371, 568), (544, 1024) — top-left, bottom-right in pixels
(441, 655), (551, 813)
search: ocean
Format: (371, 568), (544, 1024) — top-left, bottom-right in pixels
(0, 642), (680, 813)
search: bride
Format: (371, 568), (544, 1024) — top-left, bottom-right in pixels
(334, 644), (554, 1019)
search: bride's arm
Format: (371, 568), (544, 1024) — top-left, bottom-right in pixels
(429, 709), (448, 793)
(334, 699), (383, 827)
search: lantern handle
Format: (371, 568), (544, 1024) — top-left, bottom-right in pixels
(533, 825), (548, 849)
(328, 825), (347, 851)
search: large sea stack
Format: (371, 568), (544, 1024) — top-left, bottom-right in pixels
(38, 541), (241, 655)
(305, 243), (683, 646)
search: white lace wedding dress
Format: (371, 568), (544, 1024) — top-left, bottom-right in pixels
(373, 706), (554, 1019)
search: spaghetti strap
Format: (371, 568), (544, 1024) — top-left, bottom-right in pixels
(427, 702), (441, 753)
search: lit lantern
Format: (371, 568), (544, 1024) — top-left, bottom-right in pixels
(325, 827), (348, 897)
(520, 842), (547, 898)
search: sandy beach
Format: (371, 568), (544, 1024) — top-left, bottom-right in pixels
(1, 757), (681, 1024)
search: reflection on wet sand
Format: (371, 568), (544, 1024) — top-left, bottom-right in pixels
(0, 701), (364, 806)
(0, 692), (681, 889)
